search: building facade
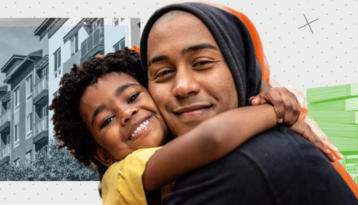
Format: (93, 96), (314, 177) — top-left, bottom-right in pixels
(0, 50), (46, 165)
(0, 17), (140, 167)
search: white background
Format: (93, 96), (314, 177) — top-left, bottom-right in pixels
(0, 0), (357, 204)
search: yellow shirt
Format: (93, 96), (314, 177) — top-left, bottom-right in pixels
(102, 147), (164, 205)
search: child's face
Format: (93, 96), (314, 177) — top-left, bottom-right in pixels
(80, 72), (168, 163)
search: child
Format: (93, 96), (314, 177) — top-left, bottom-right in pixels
(49, 48), (331, 204)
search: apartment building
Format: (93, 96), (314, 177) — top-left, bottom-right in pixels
(0, 50), (44, 166)
(0, 17), (140, 167)
(32, 18), (53, 159)
(0, 86), (10, 165)
(0, 19), (51, 166)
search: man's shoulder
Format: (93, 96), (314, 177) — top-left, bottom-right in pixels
(169, 126), (358, 205)
(237, 125), (314, 156)
(236, 125), (325, 170)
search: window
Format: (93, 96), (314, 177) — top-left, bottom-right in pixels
(26, 75), (32, 97)
(25, 151), (31, 165)
(6, 134), (10, 145)
(26, 113), (33, 135)
(41, 67), (48, 77)
(14, 87), (20, 108)
(14, 124), (19, 148)
(42, 105), (48, 117)
(113, 38), (125, 52)
(71, 33), (78, 56)
(14, 158), (20, 167)
(6, 101), (10, 110)
(54, 48), (61, 72)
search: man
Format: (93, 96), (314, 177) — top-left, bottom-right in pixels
(139, 3), (358, 204)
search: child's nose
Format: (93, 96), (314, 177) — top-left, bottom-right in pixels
(121, 108), (138, 125)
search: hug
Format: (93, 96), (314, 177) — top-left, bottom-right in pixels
(50, 2), (358, 204)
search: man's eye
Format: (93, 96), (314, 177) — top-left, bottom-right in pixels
(128, 92), (140, 104)
(100, 116), (114, 129)
(193, 60), (218, 68)
(155, 70), (174, 80)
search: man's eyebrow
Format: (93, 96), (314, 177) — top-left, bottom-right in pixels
(91, 104), (106, 127)
(114, 83), (138, 97)
(147, 44), (217, 67)
(182, 43), (218, 55)
(148, 55), (168, 67)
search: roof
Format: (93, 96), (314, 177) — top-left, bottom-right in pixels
(1, 91), (10, 103)
(35, 54), (49, 71)
(63, 19), (85, 43)
(0, 55), (26, 73)
(34, 18), (56, 36)
(3, 49), (43, 83)
(0, 85), (7, 93)
(29, 49), (43, 58)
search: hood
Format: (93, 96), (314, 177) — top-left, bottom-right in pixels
(140, 2), (267, 107)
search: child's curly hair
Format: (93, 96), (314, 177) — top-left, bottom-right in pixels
(48, 48), (145, 178)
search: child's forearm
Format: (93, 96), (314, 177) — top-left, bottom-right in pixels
(143, 104), (277, 192)
(201, 104), (277, 159)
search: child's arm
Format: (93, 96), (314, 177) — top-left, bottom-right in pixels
(143, 104), (330, 193)
(143, 104), (278, 192)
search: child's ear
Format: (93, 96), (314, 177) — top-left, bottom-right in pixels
(94, 147), (113, 167)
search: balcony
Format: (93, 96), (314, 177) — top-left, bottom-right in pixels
(1, 144), (10, 159)
(33, 77), (49, 105)
(0, 110), (11, 133)
(33, 116), (48, 144)
(80, 28), (104, 63)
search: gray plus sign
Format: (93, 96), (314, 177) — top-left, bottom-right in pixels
(298, 14), (318, 34)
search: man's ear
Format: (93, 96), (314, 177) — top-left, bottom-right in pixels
(94, 147), (113, 167)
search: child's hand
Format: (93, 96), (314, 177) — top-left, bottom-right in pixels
(249, 87), (300, 126)
(289, 120), (338, 162)
(250, 87), (343, 162)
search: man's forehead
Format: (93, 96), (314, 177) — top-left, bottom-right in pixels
(154, 10), (194, 25)
(147, 10), (222, 68)
(151, 10), (203, 35)
(148, 11), (216, 49)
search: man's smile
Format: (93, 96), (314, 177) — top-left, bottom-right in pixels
(173, 103), (213, 119)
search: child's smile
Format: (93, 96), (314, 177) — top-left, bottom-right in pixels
(79, 72), (168, 165)
(129, 115), (153, 141)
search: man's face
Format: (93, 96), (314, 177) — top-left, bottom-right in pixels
(147, 11), (238, 136)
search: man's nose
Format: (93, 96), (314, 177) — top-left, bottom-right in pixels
(172, 69), (201, 98)
(121, 107), (138, 125)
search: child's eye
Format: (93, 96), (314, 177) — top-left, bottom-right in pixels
(100, 116), (114, 129)
(128, 92), (140, 104)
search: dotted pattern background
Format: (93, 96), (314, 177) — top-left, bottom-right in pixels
(0, 0), (357, 204)
(0, 182), (101, 204)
